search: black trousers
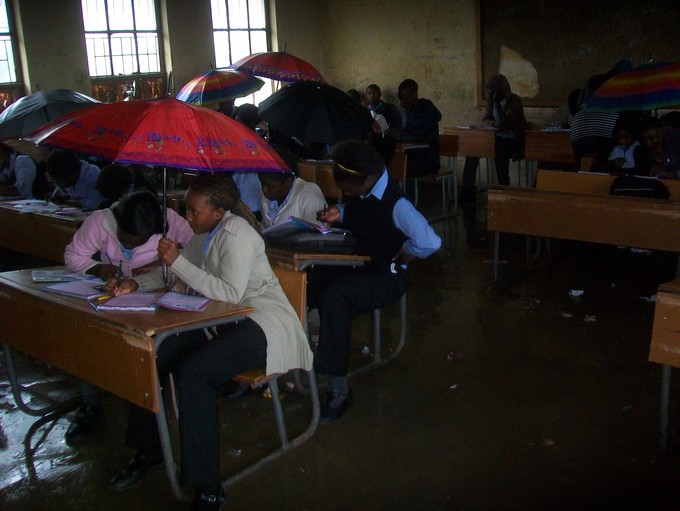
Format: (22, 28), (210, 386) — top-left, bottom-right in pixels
(308, 264), (410, 377)
(125, 318), (267, 488)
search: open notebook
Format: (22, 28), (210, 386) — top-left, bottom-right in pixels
(92, 292), (212, 312)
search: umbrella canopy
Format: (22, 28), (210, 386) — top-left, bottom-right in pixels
(0, 89), (101, 139)
(229, 51), (324, 83)
(176, 68), (265, 105)
(584, 62), (680, 112)
(24, 97), (288, 173)
(258, 81), (374, 145)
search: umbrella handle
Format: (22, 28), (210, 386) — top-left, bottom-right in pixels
(162, 167), (169, 289)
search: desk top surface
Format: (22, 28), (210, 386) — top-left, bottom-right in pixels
(266, 248), (369, 269)
(0, 268), (254, 338)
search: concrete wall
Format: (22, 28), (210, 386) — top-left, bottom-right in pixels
(5, 0), (556, 126)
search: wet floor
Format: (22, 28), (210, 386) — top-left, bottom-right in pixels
(3, 184), (680, 510)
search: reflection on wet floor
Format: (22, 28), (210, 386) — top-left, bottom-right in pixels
(3, 185), (680, 510)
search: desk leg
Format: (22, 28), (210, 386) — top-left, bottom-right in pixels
(155, 375), (190, 502)
(493, 231), (501, 286)
(661, 364), (672, 452)
(2, 343), (80, 417)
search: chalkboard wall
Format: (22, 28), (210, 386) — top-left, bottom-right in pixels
(481, 0), (680, 106)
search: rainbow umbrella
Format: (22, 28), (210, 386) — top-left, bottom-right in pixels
(229, 51), (324, 83)
(176, 68), (264, 105)
(584, 62), (680, 112)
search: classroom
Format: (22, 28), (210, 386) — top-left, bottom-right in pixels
(1, 1), (680, 510)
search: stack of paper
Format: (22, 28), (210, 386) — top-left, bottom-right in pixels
(93, 291), (212, 312)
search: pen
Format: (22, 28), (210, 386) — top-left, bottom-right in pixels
(116, 261), (123, 287)
(88, 300), (99, 312)
(95, 294), (109, 301)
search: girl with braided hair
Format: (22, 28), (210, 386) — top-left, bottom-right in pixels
(108, 172), (312, 510)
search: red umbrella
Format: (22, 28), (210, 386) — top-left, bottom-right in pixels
(176, 68), (265, 105)
(24, 97), (287, 172)
(229, 51), (324, 83)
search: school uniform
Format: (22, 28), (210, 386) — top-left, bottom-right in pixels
(260, 176), (326, 228)
(125, 213), (313, 487)
(311, 169), (441, 376)
(67, 161), (104, 210)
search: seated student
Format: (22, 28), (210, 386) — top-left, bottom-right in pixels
(638, 115), (680, 179)
(107, 174), (312, 510)
(45, 150), (104, 210)
(62, 190), (194, 441)
(232, 103), (265, 220)
(394, 78), (442, 177)
(0, 144), (48, 198)
(607, 120), (648, 175)
(365, 83), (402, 130)
(95, 163), (157, 209)
(259, 147), (327, 229)
(461, 74), (527, 200)
(311, 141), (441, 423)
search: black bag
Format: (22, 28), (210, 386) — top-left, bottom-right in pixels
(263, 230), (357, 254)
(609, 175), (670, 199)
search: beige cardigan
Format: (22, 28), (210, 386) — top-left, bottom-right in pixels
(135, 212), (313, 375)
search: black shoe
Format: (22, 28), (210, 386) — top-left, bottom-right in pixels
(65, 405), (101, 441)
(219, 380), (252, 400)
(319, 390), (353, 423)
(192, 488), (225, 511)
(110, 451), (163, 491)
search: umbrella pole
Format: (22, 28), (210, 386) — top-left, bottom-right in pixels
(162, 166), (169, 288)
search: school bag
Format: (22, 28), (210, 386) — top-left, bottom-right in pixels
(608, 175), (670, 199)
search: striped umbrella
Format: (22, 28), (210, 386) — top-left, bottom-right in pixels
(584, 62), (680, 112)
(176, 68), (264, 106)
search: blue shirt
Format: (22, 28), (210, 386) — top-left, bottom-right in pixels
(336, 169), (441, 258)
(233, 172), (262, 213)
(68, 161), (103, 210)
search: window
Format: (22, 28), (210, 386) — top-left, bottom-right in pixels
(210, 0), (272, 106)
(0, 0), (17, 84)
(81, 0), (161, 78)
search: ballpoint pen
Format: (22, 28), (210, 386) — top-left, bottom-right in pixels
(116, 260), (123, 287)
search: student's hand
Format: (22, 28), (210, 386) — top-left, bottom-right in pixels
(89, 263), (119, 281)
(393, 247), (416, 266)
(614, 157), (626, 168)
(317, 206), (340, 224)
(107, 277), (138, 296)
(157, 237), (180, 265)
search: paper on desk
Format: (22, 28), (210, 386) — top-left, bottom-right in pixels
(43, 279), (107, 300)
(31, 269), (95, 282)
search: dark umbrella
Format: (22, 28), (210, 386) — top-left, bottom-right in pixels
(258, 81), (374, 144)
(0, 89), (101, 139)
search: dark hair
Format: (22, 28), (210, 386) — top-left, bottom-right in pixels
(366, 83), (381, 95)
(45, 150), (80, 179)
(397, 79), (418, 99)
(637, 115), (661, 135)
(111, 190), (163, 237)
(232, 103), (259, 131)
(270, 142), (298, 175)
(346, 88), (361, 103)
(189, 173), (261, 232)
(331, 140), (385, 186)
(96, 163), (135, 201)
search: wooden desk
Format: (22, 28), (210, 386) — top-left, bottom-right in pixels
(487, 185), (680, 284)
(0, 204), (80, 263)
(266, 247), (369, 271)
(0, 268), (253, 500)
(535, 169), (680, 201)
(524, 130), (574, 184)
(296, 159), (342, 202)
(442, 127), (496, 188)
(649, 279), (680, 451)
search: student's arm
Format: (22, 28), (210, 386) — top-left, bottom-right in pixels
(166, 208), (195, 246)
(392, 198), (441, 261)
(63, 212), (118, 277)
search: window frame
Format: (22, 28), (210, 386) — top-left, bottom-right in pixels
(0, 0), (24, 109)
(81, 0), (164, 79)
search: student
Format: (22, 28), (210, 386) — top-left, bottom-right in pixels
(45, 149), (104, 210)
(365, 83), (402, 130)
(607, 121), (647, 174)
(62, 190), (194, 440)
(461, 74), (527, 200)
(395, 78), (442, 176)
(107, 174), (312, 510)
(95, 163), (157, 209)
(311, 141), (441, 423)
(231, 103), (265, 220)
(638, 115), (680, 179)
(0, 144), (48, 198)
(259, 146), (327, 229)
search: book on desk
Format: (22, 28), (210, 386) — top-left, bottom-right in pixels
(262, 216), (356, 254)
(92, 291), (212, 312)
